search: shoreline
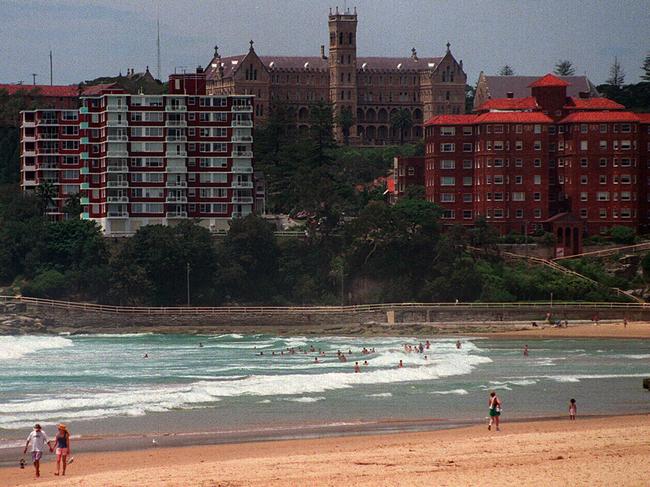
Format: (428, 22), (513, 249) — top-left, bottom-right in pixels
(3, 413), (649, 486)
(2, 318), (649, 339)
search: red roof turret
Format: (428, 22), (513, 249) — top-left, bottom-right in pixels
(528, 73), (570, 88)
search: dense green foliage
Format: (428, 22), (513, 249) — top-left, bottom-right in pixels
(0, 127), (19, 184)
(597, 81), (650, 112)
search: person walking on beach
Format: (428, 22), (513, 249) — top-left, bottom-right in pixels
(23, 424), (51, 478)
(53, 424), (71, 476)
(488, 392), (502, 431)
(569, 399), (577, 420)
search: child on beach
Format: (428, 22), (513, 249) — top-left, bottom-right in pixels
(23, 424), (51, 478)
(569, 399), (577, 420)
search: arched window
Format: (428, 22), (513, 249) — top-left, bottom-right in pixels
(330, 32), (335, 45)
(339, 32), (343, 45)
(349, 32), (353, 45)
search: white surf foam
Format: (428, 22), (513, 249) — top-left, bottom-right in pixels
(430, 388), (469, 395)
(284, 396), (326, 403)
(366, 393), (393, 398)
(0, 335), (73, 361)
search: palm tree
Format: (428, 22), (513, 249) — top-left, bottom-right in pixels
(390, 108), (413, 145)
(35, 182), (57, 216)
(63, 192), (82, 219)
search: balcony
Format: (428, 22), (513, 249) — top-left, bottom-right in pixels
(166, 135), (187, 142)
(38, 118), (58, 125)
(107, 164), (128, 173)
(232, 105), (253, 112)
(80, 167), (89, 175)
(231, 211), (243, 218)
(231, 165), (253, 173)
(22, 121), (36, 127)
(166, 196), (188, 203)
(166, 165), (187, 173)
(165, 120), (187, 127)
(106, 104), (127, 111)
(107, 196), (129, 203)
(37, 133), (59, 140)
(81, 212), (90, 220)
(232, 120), (253, 127)
(166, 211), (188, 218)
(107, 180), (128, 188)
(166, 180), (187, 188)
(231, 181), (253, 189)
(108, 135), (128, 142)
(80, 182), (89, 190)
(80, 197), (89, 205)
(107, 120), (128, 127)
(23, 150), (36, 157)
(231, 196), (254, 204)
(166, 151), (187, 157)
(231, 135), (253, 142)
(233, 150), (253, 158)
(107, 211), (129, 218)
(80, 107), (89, 114)
(106, 150), (129, 157)
(165, 105), (187, 112)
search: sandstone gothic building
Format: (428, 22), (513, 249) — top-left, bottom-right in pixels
(205, 8), (467, 145)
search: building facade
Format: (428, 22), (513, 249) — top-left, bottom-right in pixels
(20, 70), (255, 235)
(421, 74), (650, 244)
(205, 8), (467, 145)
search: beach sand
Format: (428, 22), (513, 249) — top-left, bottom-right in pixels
(484, 321), (650, 339)
(4, 414), (649, 486)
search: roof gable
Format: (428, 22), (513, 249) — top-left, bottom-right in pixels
(481, 75), (599, 100)
(529, 73), (570, 88)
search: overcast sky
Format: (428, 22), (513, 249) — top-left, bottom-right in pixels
(2, 0), (648, 87)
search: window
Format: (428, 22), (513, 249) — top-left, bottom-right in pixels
(534, 159), (541, 167)
(515, 140), (523, 151)
(441, 209), (455, 219)
(493, 209), (504, 218)
(463, 159), (473, 169)
(580, 124), (588, 134)
(515, 159), (523, 167)
(533, 192), (541, 201)
(515, 175), (523, 184)
(440, 193), (455, 202)
(621, 124), (631, 133)
(493, 141), (504, 151)
(512, 192), (525, 201)
(534, 208), (542, 218)
(463, 176), (473, 186)
(462, 126), (472, 136)
(597, 192), (610, 201)
(599, 175), (607, 184)
(534, 140), (542, 151)
(534, 175), (541, 185)
(599, 208), (607, 219)
(493, 159), (504, 168)
(580, 140), (588, 151)
(463, 143), (473, 152)
(515, 209), (524, 218)
(463, 210), (472, 219)
(621, 191), (631, 201)
(620, 174), (632, 184)
(440, 176), (455, 186)
(440, 160), (455, 169)
(534, 124), (542, 134)
(549, 126), (557, 135)
(600, 124), (607, 133)
(580, 158), (588, 167)
(494, 192), (504, 201)
(462, 193), (472, 203)
(493, 175), (504, 184)
(580, 208), (588, 218)
(441, 143), (455, 152)
(620, 158), (632, 167)
(515, 125), (522, 134)
(440, 126), (456, 136)
(599, 140), (607, 150)
(621, 140), (632, 150)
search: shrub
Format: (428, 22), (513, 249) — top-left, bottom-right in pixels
(609, 226), (636, 245)
(22, 269), (69, 299)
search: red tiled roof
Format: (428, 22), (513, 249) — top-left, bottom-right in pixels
(476, 96), (539, 112)
(564, 97), (625, 110)
(637, 113), (650, 123)
(474, 112), (553, 123)
(0, 83), (79, 97)
(424, 114), (478, 126)
(80, 83), (121, 96)
(479, 75), (598, 103)
(559, 111), (640, 123)
(528, 73), (571, 88)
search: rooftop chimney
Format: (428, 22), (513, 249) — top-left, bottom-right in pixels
(506, 92), (514, 98)
(578, 91), (589, 99)
(320, 45), (326, 59)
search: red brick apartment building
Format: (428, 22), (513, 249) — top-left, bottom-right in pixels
(394, 73), (650, 250)
(20, 70), (255, 236)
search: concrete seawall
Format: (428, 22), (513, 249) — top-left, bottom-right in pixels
(3, 299), (646, 334)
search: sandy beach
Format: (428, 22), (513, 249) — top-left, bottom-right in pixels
(3, 414), (649, 486)
(484, 321), (650, 339)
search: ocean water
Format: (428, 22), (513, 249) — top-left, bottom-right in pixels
(1, 333), (649, 444)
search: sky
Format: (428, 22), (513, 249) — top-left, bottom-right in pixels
(1, 0), (648, 87)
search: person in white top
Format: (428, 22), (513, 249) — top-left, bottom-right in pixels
(23, 424), (52, 478)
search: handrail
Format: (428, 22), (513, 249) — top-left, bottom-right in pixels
(1, 295), (647, 315)
(553, 241), (650, 261)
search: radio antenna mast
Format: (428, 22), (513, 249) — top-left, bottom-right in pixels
(156, 4), (161, 80)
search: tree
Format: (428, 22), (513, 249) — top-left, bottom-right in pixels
(499, 65), (514, 76)
(63, 193), (82, 219)
(334, 106), (355, 145)
(390, 108), (413, 145)
(34, 182), (57, 216)
(606, 56), (625, 89)
(554, 60), (575, 76)
(641, 52), (650, 82)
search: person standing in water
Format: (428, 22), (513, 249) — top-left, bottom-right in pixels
(354, 362), (360, 373)
(569, 399), (577, 420)
(488, 392), (502, 431)
(456, 340), (462, 350)
(523, 344), (529, 357)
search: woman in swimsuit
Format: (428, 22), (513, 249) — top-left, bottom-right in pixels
(488, 392), (501, 431)
(54, 424), (71, 476)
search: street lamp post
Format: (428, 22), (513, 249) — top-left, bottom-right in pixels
(186, 262), (191, 307)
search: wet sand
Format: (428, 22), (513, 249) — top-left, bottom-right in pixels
(483, 321), (650, 339)
(3, 414), (649, 486)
